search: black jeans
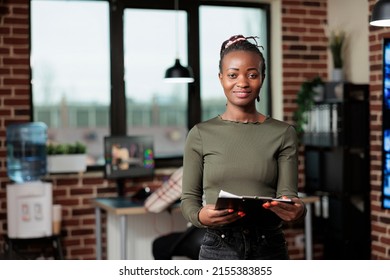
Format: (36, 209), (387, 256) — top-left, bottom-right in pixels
(199, 226), (289, 260)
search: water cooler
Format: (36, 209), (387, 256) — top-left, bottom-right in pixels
(6, 122), (53, 238)
(6, 182), (52, 238)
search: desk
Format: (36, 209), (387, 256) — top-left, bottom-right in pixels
(92, 197), (187, 260)
(300, 195), (320, 260)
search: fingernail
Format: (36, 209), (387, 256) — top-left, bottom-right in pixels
(228, 209), (234, 213)
(238, 211), (246, 217)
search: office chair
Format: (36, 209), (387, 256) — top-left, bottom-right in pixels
(152, 225), (206, 260)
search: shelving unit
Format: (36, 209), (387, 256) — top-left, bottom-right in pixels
(303, 82), (371, 259)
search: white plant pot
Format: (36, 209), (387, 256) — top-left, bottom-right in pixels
(47, 154), (87, 173)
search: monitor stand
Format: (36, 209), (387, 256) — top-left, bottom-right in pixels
(116, 178), (126, 197)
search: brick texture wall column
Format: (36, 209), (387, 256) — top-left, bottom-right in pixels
(0, 0), (31, 252)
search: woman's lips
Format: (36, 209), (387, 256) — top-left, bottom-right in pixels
(234, 91), (251, 98)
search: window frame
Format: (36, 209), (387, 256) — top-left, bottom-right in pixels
(30, 0), (271, 169)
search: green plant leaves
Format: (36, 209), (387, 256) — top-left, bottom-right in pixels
(46, 141), (87, 155)
(293, 76), (324, 136)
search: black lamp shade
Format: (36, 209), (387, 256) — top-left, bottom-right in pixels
(164, 59), (194, 83)
(371, 0), (390, 26)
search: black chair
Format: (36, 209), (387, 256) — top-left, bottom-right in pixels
(152, 225), (206, 260)
(3, 234), (64, 260)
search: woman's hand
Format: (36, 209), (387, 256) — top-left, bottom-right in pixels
(263, 197), (306, 222)
(198, 204), (245, 227)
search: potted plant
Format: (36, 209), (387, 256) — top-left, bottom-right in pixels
(46, 141), (87, 173)
(293, 76), (324, 138)
(329, 29), (345, 81)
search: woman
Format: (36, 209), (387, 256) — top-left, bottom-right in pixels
(180, 35), (306, 260)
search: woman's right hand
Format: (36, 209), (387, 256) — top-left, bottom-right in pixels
(198, 204), (245, 226)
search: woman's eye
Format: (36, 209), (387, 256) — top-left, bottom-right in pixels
(227, 73), (237, 78)
(248, 73), (258, 79)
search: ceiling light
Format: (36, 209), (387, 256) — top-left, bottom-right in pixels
(370, 0), (390, 27)
(164, 0), (194, 83)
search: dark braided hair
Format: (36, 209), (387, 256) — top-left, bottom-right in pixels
(219, 35), (266, 79)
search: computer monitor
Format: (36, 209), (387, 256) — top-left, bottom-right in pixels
(382, 38), (390, 209)
(104, 135), (155, 196)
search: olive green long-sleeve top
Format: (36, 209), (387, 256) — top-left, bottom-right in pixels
(180, 116), (298, 228)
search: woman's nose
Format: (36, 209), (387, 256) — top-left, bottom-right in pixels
(236, 77), (249, 87)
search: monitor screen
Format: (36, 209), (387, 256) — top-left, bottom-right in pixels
(104, 135), (155, 180)
(382, 38), (390, 209)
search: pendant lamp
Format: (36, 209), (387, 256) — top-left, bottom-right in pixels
(164, 0), (194, 83)
(370, 0), (390, 27)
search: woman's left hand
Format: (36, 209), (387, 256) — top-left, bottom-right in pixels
(262, 197), (306, 222)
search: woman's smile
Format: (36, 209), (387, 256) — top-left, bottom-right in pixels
(233, 90), (251, 98)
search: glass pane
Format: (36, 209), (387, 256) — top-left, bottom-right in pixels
(124, 9), (189, 158)
(200, 6), (269, 121)
(31, 0), (110, 166)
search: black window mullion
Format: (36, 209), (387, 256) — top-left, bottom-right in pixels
(110, 0), (126, 136)
(187, 2), (201, 129)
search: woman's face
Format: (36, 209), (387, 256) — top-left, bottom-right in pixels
(219, 50), (264, 108)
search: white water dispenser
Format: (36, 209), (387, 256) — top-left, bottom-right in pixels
(6, 122), (52, 238)
(7, 182), (52, 238)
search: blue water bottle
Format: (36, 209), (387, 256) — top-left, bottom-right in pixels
(6, 122), (48, 183)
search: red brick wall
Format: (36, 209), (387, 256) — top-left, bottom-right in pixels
(368, 0), (390, 260)
(282, 0), (328, 122)
(2, 0), (388, 260)
(0, 0), (31, 254)
(281, 0), (328, 260)
(281, 0), (328, 191)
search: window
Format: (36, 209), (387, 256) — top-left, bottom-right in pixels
(123, 9), (189, 157)
(31, 0), (110, 165)
(31, 0), (270, 168)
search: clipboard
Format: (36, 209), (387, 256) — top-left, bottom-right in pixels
(215, 190), (294, 211)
